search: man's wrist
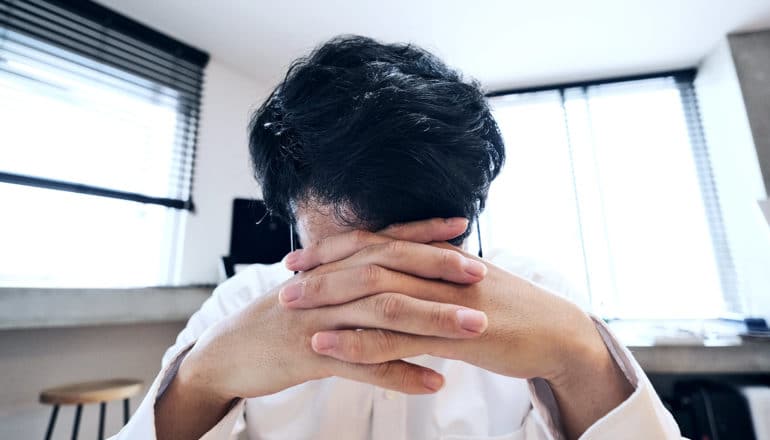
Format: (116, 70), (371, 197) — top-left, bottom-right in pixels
(562, 312), (609, 376)
(536, 304), (606, 384)
(542, 310), (634, 439)
(175, 347), (238, 406)
(155, 352), (239, 440)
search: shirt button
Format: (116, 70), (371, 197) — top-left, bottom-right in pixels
(384, 390), (397, 400)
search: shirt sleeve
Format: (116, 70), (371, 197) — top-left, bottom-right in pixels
(526, 315), (683, 440)
(109, 264), (286, 439)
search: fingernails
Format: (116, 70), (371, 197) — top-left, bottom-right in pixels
(463, 259), (487, 278)
(457, 309), (488, 333)
(446, 217), (468, 228)
(285, 250), (303, 269)
(311, 332), (338, 351)
(279, 282), (303, 303)
(422, 370), (444, 392)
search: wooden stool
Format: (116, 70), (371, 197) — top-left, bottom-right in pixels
(39, 379), (143, 440)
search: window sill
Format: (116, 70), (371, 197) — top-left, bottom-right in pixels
(0, 286), (213, 330)
(3, 290), (768, 374)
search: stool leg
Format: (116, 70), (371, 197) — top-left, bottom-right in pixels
(123, 398), (130, 425)
(98, 401), (106, 440)
(70, 404), (82, 440)
(44, 404), (59, 440)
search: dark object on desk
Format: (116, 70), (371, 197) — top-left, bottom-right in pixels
(221, 199), (294, 278)
(667, 381), (756, 440)
(741, 317), (770, 342)
(745, 318), (769, 333)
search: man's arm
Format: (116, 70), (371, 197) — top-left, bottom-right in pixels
(545, 311), (635, 439)
(154, 352), (240, 440)
(109, 270), (259, 440)
(531, 314), (684, 439)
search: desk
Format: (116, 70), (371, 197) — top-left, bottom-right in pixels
(631, 342), (770, 374)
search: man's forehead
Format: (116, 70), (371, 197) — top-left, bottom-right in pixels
(294, 201), (359, 245)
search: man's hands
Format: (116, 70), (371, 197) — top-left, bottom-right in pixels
(282, 229), (603, 386)
(176, 218), (489, 403)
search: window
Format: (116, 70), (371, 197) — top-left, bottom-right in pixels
(0, 0), (208, 287)
(483, 71), (738, 319)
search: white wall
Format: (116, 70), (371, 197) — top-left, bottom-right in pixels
(695, 39), (770, 319)
(729, 31), (770, 194)
(176, 59), (272, 285)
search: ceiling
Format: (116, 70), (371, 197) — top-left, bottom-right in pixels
(96, 0), (770, 92)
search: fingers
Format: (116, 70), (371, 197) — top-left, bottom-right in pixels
(343, 240), (486, 284)
(286, 217), (468, 272)
(279, 264), (469, 309)
(378, 217), (469, 243)
(284, 241), (486, 300)
(331, 292), (488, 338)
(312, 329), (456, 365)
(328, 358), (444, 393)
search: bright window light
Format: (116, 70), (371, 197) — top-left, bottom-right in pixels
(0, 183), (181, 287)
(485, 76), (734, 319)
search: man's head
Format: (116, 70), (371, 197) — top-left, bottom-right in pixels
(248, 35), (504, 246)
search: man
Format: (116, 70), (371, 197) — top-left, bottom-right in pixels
(114, 36), (682, 439)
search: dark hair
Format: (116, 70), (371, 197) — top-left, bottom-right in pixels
(248, 35), (504, 243)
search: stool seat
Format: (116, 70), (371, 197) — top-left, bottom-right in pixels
(40, 379), (143, 405)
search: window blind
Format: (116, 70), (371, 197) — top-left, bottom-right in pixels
(674, 76), (741, 313)
(0, 0), (209, 210)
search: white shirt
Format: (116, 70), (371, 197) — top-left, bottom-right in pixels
(111, 251), (682, 439)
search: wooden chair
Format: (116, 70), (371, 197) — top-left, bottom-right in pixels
(39, 379), (143, 440)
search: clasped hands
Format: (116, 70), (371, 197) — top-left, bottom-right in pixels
(180, 217), (608, 404)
